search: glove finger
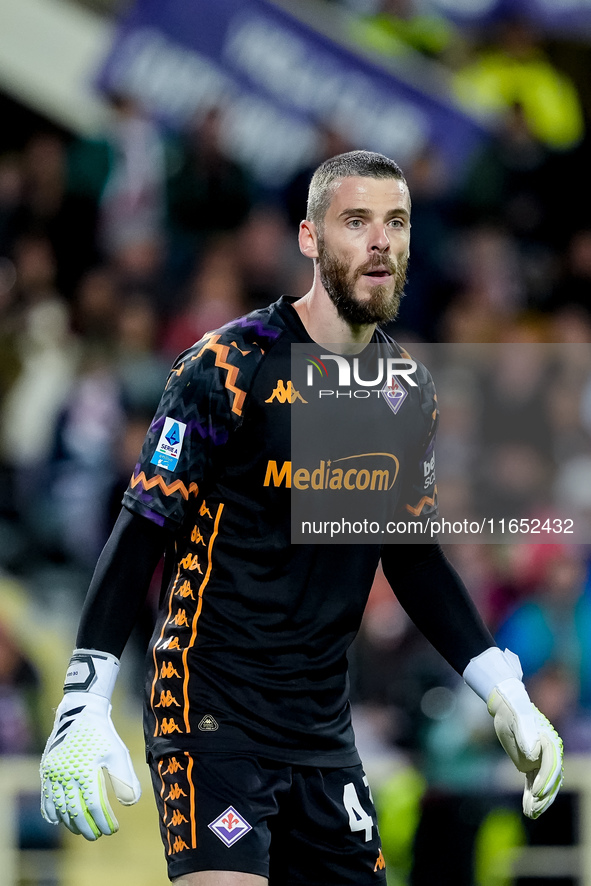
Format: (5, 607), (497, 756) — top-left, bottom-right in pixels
(67, 786), (102, 841)
(532, 757), (563, 799)
(47, 780), (69, 828)
(531, 734), (562, 798)
(524, 770), (560, 819)
(40, 779), (60, 825)
(67, 816), (83, 837)
(104, 741), (142, 805)
(523, 779), (535, 819)
(523, 786), (558, 819)
(108, 769), (142, 806)
(79, 767), (120, 838)
(523, 772), (541, 819)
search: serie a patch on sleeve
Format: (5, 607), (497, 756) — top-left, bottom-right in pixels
(150, 417), (187, 471)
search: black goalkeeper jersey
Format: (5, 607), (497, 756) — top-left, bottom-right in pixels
(123, 296), (438, 765)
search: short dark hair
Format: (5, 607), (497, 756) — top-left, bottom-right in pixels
(306, 150), (407, 230)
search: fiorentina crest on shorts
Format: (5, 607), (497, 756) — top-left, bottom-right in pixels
(208, 806), (252, 847)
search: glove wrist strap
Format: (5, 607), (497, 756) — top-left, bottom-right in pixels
(63, 648), (120, 699)
(463, 646), (523, 702)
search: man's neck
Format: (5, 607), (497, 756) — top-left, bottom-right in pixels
(292, 287), (376, 354)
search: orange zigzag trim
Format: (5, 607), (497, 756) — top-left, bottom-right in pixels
(165, 332), (218, 388)
(130, 471), (199, 501)
(405, 486), (438, 516)
(191, 334), (246, 416)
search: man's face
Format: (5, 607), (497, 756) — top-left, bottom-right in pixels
(316, 176), (411, 325)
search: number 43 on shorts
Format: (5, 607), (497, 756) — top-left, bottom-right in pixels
(343, 776), (374, 841)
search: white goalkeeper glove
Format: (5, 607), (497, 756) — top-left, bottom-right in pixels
(40, 649), (141, 840)
(464, 647), (563, 819)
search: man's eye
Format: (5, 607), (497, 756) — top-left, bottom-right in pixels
(348, 219), (362, 228)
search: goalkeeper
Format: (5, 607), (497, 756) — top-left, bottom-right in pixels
(40, 150), (562, 886)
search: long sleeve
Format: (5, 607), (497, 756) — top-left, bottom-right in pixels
(76, 507), (171, 658)
(381, 543), (495, 674)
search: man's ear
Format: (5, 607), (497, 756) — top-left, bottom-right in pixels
(299, 219), (319, 260)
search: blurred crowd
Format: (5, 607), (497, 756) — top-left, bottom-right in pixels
(0, 3), (591, 880)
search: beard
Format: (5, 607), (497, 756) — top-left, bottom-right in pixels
(317, 237), (408, 326)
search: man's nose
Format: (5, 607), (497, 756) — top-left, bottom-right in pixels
(369, 225), (390, 252)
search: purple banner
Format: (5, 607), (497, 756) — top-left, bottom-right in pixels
(96, 0), (487, 186)
(431, 0), (591, 32)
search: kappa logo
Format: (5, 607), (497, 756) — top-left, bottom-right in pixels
(172, 608), (190, 628)
(166, 783), (187, 801)
(374, 849), (386, 872)
(191, 525), (206, 545)
(160, 718), (182, 735)
(265, 380), (307, 404)
(198, 714), (219, 732)
(171, 835), (189, 854)
(176, 580), (195, 600)
(180, 553), (203, 573)
(161, 663), (182, 679)
(155, 690), (181, 708)
(208, 806), (252, 847)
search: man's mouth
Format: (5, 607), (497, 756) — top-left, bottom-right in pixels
(363, 269), (392, 278)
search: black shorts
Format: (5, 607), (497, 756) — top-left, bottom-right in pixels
(149, 751), (387, 884)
